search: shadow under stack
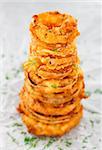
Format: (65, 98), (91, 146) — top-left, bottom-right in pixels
(18, 11), (86, 137)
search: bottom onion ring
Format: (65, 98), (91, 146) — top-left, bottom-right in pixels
(18, 105), (83, 137)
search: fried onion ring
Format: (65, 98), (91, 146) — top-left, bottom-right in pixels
(30, 11), (80, 44)
(18, 104), (83, 136)
(19, 87), (82, 116)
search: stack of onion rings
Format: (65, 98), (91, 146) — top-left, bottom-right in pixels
(18, 11), (86, 137)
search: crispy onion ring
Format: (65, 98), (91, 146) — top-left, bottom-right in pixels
(25, 70), (79, 85)
(27, 72), (78, 88)
(25, 75), (81, 94)
(23, 54), (80, 72)
(18, 104), (83, 136)
(19, 87), (81, 116)
(32, 11), (69, 27)
(19, 101), (82, 124)
(23, 76), (85, 105)
(29, 37), (77, 57)
(24, 68), (79, 85)
(30, 11), (79, 44)
(25, 76), (78, 94)
(38, 55), (80, 70)
(25, 65), (82, 84)
(37, 65), (82, 80)
(30, 27), (79, 45)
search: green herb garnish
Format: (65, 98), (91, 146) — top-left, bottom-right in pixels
(90, 120), (94, 128)
(82, 146), (86, 149)
(43, 138), (56, 148)
(52, 49), (58, 52)
(39, 136), (46, 141)
(48, 30), (51, 32)
(51, 84), (58, 88)
(94, 88), (102, 94)
(87, 134), (92, 138)
(20, 131), (27, 135)
(58, 148), (63, 150)
(65, 139), (72, 147)
(82, 137), (88, 143)
(91, 112), (98, 114)
(9, 116), (16, 120)
(7, 132), (19, 145)
(5, 75), (10, 80)
(85, 91), (91, 96)
(16, 69), (21, 74)
(93, 147), (97, 149)
(12, 123), (23, 127)
(24, 136), (37, 147)
(24, 136), (37, 144)
(87, 74), (91, 78)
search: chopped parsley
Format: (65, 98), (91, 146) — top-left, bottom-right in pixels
(24, 136), (38, 148)
(16, 69), (21, 74)
(93, 147), (97, 149)
(48, 30), (52, 32)
(24, 137), (33, 145)
(91, 112), (98, 114)
(12, 123), (23, 127)
(51, 84), (58, 88)
(20, 131), (27, 135)
(87, 74), (91, 78)
(82, 137), (88, 143)
(94, 88), (102, 94)
(7, 132), (19, 145)
(90, 120), (94, 128)
(5, 75), (10, 80)
(65, 139), (72, 147)
(82, 146), (86, 149)
(82, 134), (92, 144)
(39, 136), (46, 141)
(9, 116), (16, 120)
(58, 148), (63, 150)
(52, 49), (58, 52)
(85, 91), (91, 96)
(43, 138), (56, 148)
